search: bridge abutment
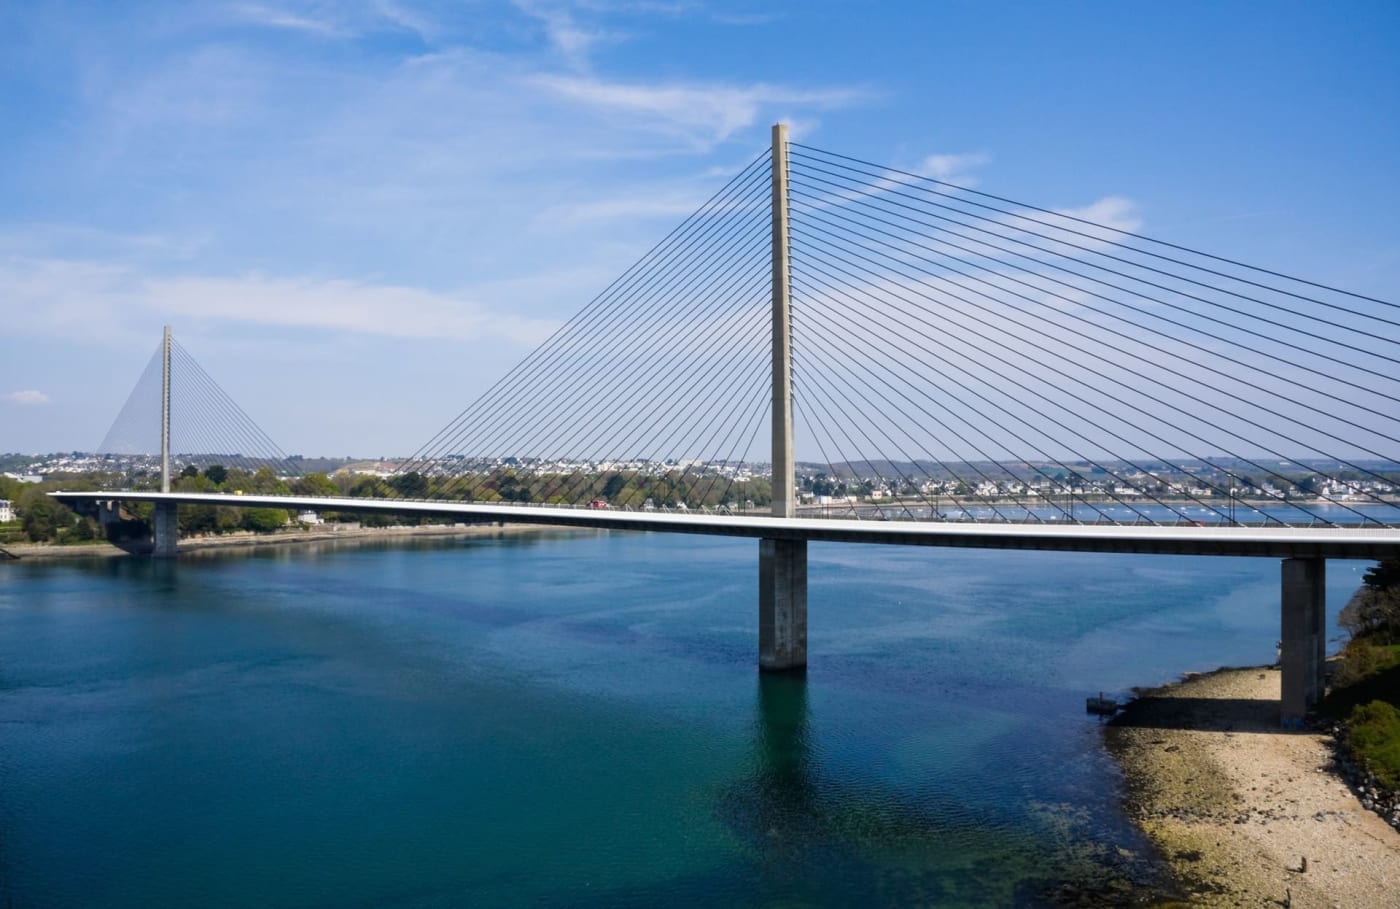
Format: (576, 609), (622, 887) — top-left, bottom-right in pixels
(759, 538), (807, 672)
(153, 501), (178, 559)
(1280, 557), (1326, 721)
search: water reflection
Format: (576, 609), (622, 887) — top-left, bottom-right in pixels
(715, 674), (1169, 907)
(750, 673), (816, 847)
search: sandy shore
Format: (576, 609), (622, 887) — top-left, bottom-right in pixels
(0, 522), (579, 561)
(1105, 667), (1400, 907)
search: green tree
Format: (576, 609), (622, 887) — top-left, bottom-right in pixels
(1364, 557), (1400, 592)
(389, 472), (429, 498)
(601, 473), (626, 500)
(242, 507), (289, 533)
(67, 516), (97, 542)
(17, 486), (70, 542)
(249, 467), (288, 495)
(350, 476), (388, 498)
(292, 472), (339, 498)
(1341, 556), (1400, 643)
(204, 464), (228, 485)
(1346, 701), (1400, 790)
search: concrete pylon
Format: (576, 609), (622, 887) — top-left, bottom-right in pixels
(153, 501), (178, 559)
(154, 326), (178, 558)
(770, 122), (794, 521)
(759, 538), (807, 671)
(1280, 557), (1326, 721)
(759, 123), (807, 672)
(161, 325), (171, 494)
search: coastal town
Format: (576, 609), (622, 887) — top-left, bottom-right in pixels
(6, 450), (1397, 506)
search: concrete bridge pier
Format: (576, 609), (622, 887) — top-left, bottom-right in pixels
(153, 501), (178, 559)
(1280, 557), (1326, 721)
(96, 500), (122, 527)
(759, 538), (807, 671)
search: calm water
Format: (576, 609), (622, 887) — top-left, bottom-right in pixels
(0, 532), (1368, 907)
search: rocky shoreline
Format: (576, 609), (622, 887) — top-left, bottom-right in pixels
(1105, 667), (1400, 907)
(0, 521), (579, 561)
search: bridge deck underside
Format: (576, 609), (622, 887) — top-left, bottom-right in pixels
(53, 492), (1400, 560)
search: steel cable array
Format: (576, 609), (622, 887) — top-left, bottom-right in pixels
(785, 143), (1400, 527)
(391, 139), (1399, 526)
(98, 335), (300, 480)
(394, 151), (775, 511)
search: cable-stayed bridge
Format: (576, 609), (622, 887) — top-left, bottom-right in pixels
(56, 125), (1400, 720)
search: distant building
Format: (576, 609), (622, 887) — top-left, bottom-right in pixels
(297, 510), (323, 525)
(0, 499), (12, 523)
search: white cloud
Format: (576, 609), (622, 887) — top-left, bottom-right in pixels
(0, 256), (560, 346)
(231, 3), (349, 37)
(1055, 195), (1142, 235)
(539, 190), (718, 225)
(6, 390), (50, 406)
(513, 0), (621, 69)
(918, 152), (990, 187)
(144, 273), (560, 344)
(532, 73), (865, 148)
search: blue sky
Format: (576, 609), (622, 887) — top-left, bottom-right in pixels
(2, 0), (1398, 457)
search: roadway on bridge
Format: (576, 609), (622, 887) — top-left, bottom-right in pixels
(53, 491), (1400, 559)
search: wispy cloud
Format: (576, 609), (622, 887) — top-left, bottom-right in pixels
(513, 0), (623, 69)
(532, 73), (865, 148)
(223, 1), (440, 41)
(5, 390), (51, 406)
(1054, 196), (1142, 234)
(919, 152), (990, 188)
(539, 190), (715, 225)
(146, 273), (560, 344)
(1, 257), (560, 346)
(231, 3), (348, 37)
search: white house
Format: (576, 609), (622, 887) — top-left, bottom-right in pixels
(0, 499), (12, 523)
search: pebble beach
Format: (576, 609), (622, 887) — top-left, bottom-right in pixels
(1106, 667), (1400, 907)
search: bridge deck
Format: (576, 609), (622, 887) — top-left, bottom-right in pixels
(53, 491), (1400, 559)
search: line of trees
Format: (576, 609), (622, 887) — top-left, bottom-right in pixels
(352, 469), (773, 511)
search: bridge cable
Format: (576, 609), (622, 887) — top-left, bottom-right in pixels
(97, 340), (164, 458)
(395, 151), (769, 482)
(170, 341), (300, 478)
(787, 190), (1400, 511)
(788, 165), (1400, 395)
(409, 163), (770, 495)
(793, 269), (1170, 524)
(785, 179), (1400, 436)
(789, 152), (1400, 355)
(789, 224), (1374, 525)
(168, 346), (282, 477)
(433, 213), (768, 504)
(793, 263), (1225, 525)
(792, 143), (1400, 318)
(411, 173), (766, 495)
(791, 303), (1032, 522)
(462, 220), (769, 504)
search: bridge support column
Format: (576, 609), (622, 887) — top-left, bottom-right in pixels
(1280, 557), (1326, 721)
(153, 501), (178, 559)
(759, 538), (806, 672)
(96, 500), (121, 527)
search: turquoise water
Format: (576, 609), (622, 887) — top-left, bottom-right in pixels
(0, 532), (1369, 907)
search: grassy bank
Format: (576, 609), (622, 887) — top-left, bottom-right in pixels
(1323, 556), (1400, 799)
(1321, 641), (1400, 794)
